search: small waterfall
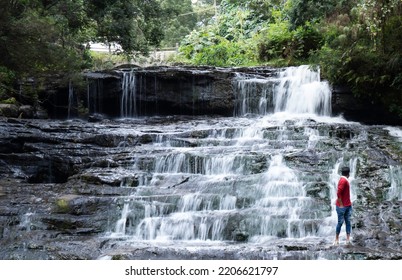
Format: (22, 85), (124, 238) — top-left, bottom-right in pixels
(384, 126), (402, 200)
(251, 155), (311, 240)
(67, 81), (74, 119)
(19, 212), (35, 232)
(121, 71), (137, 118)
(234, 65), (332, 116)
(233, 74), (274, 116)
(304, 127), (320, 150)
(388, 166), (402, 200)
(318, 157), (358, 239)
(154, 152), (245, 175)
(134, 192), (233, 241)
(112, 201), (130, 237)
(274, 66), (332, 116)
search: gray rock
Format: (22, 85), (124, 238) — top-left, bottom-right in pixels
(0, 104), (19, 118)
(18, 105), (34, 118)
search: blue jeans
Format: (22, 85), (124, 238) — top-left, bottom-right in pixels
(336, 206), (352, 235)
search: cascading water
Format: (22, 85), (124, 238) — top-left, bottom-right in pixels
(385, 126), (402, 201)
(234, 65), (332, 117)
(273, 65), (332, 116)
(107, 65), (346, 246)
(388, 166), (402, 200)
(1, 65), (400, 260)
(233, 73), (274, 116)
(121, 70), (137, 118)
(68, 80), (74, 119)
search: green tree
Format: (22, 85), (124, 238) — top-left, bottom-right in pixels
(179, 0), (284, 65)
(158, 0), (198, 48)
(86, 0), (164, 54)
(287, 0), (350, 29)
(0, 0), (166, 105)
(314, 0), (402, 117)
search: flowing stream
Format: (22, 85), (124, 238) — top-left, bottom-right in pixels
(103, 65), (379, 254)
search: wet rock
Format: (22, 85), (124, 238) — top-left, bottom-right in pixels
(284, 245), (308, 251)
(0, 113), (400, 260)
(83, 134), (137, 147)
(0, 104), (19, 118)
(41, 214), (104, 233)
(233, 231), (249, 242)
(88, 113), (108, 123)
(54, 195), (113, 216)
(305, 181), (331, 200)
(284, 150), (319, 166)
(34, 108), (48, 119)
(18, 105), (34, 119)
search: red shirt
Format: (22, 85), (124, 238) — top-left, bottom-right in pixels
(336, 176), (352, 207)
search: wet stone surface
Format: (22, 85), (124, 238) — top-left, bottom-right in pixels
(0, 115), (401, 260)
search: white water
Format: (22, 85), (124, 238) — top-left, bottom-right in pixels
(318, 157), (359, 240)
(384, 126), (402, 200)
(388, 166), (402, 200)
(234, 65), (332, 117)
(274, 66), (332, 115)
(121, 70), (137, 118)
(107, 65), (397, 247)
(111, 201), (130, 237)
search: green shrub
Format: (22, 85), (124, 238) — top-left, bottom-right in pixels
(192, 37), (254, 67)
(256, 20), (321, 64)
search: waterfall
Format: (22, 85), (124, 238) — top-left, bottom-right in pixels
(121, 70), (137, 118)
(234, 65), (332, 116)
(274, 65), (332, 116)
(318, 157), (359, 239)
(111, 201), (130, 237)
(252, 155), (310, 240)
(388, 166), (402, 200)
(384, 126), (402, 200)
(233, 74), (274, 116)
(68, 80), (74, 119)
(108, 64), (339, 243)
(106, 65), (382, 248)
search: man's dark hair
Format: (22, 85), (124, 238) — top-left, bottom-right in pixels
(341, 166), (350, 176)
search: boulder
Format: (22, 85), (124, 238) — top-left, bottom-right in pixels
(0, 104), (19, 118)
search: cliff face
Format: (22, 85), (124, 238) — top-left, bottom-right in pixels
(331, 85), (401, 125)
(88, 66), (280, 118)
(116, 66), (238, 117)
(2, 65), (399, 125)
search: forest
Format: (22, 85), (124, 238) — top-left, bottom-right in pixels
(0, 0), (401, 118)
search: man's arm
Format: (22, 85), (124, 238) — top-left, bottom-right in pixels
(337, 179), (345, 207)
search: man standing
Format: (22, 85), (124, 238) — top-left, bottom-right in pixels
(334, 166), (352, 245)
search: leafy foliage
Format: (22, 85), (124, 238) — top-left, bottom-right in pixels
(315, 0), (402, 116)
(86, 0), (164, 54)
(1, 0), (401, 117)
(176, 0), (402, 116)
(179, 0), (280, 66)
(158, 0), (198, 47)
(0, 0), (166, 104)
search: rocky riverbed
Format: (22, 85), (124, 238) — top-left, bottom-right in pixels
(0, 115), (401, 260)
